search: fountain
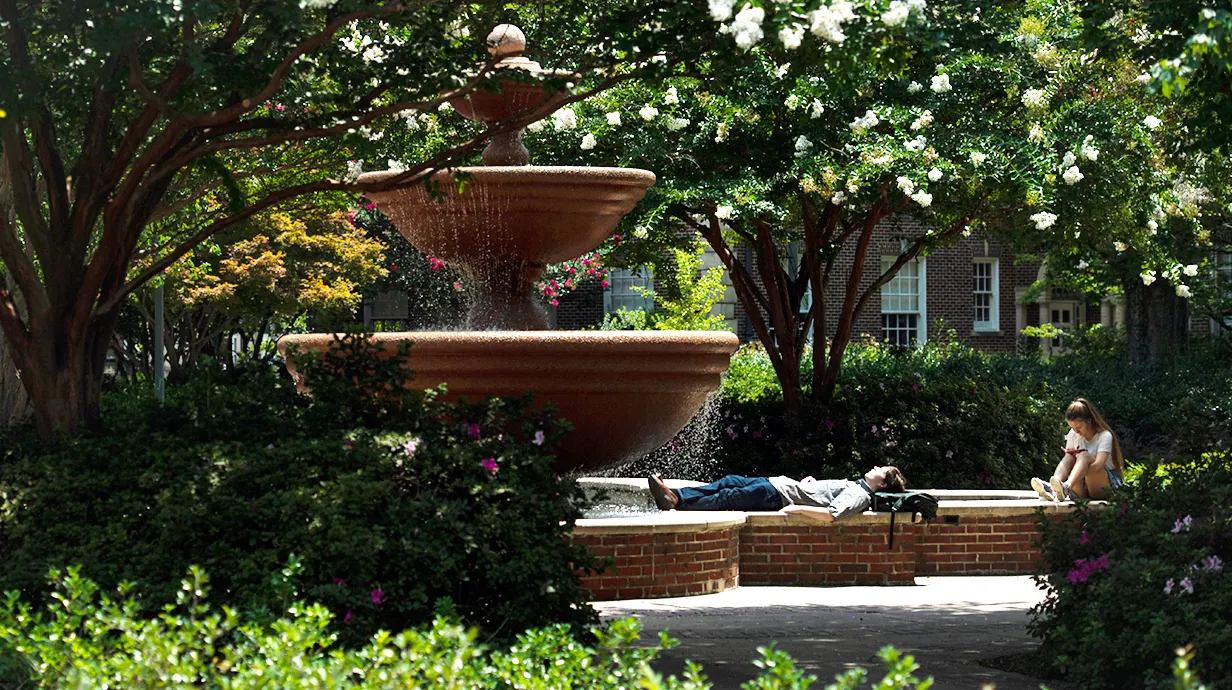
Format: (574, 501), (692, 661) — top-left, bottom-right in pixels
(280, 25), (740, 473)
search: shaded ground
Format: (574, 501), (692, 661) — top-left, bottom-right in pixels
(594, 576), (1068, 690)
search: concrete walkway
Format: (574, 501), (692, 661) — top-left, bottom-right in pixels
(595, 576), (1067, 690)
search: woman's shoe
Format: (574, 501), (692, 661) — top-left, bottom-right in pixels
(647, 474), (679, 511)
(1031, 477), (1057, 502)
(1050, 477), (1076, 501)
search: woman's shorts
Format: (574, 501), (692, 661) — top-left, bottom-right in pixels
(1106, 467), (1126, 489)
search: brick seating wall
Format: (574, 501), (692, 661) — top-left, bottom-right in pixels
(574, 504), (1073, 600)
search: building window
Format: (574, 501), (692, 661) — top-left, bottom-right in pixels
(604, 267), (655, 314)
(1048, 302), (1078, 351)
(1215, 252), (1232, 334)
(365, 290), (409, 325)
(973, 258), (1000, 332)
(880, 257), (926, 346)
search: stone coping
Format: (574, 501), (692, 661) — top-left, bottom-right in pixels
(573, 497), (1091, 532)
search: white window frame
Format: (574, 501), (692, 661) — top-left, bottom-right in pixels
(880, 256), (927, 346)
(603, 267), (655, 314)
(1044, 299), (1080, 356)
(972, 258), (1000, 332)
(1214, 252), (1232, 334)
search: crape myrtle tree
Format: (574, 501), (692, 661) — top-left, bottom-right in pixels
(527, 0), (1178, 420)
(0, 0), (744, 437)
(1007, 2), (1229, 364)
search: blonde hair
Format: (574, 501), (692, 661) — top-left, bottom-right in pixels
(1066, 398), (1124, 473)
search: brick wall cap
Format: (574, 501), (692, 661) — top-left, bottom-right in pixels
(574, 511), (747, 535)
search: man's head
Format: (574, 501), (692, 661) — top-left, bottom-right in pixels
(865, 466), (907, 492)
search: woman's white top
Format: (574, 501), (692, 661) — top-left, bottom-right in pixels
(1065, 429), (1114, 457)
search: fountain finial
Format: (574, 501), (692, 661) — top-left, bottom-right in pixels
(486, 24), (526, 59)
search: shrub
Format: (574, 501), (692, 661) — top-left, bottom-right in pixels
(0, 335), (597, 645)
(0, 565), (950, 690)
(1030, 453), (1232, 689)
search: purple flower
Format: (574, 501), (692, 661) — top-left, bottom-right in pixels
(333, 578), (347, 588)
(1180, 577), (1194, 595)
(403, 438), (420, 455)
(1067, 555), (1111, 585)
(752, 431), (762, 439)
(371, 588), (385, 606)
(1164, 578), (1175, 595)
(1202, 555), (1224, 572)
(467, 423), (482, 440)
(945, 450), (954, 459)
(344, 609), (354, 622)
(912, 383), (920, 391)
(823, 418), (836, 430)
(1079, 530), (1091, 546)
(1172, 515), (1193, 534)
(344, 439), (354, 450)
(532, 430), (546, 446)
(481, 458), (499, 475)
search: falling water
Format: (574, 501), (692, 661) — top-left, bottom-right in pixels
(581, 387), (725, 483)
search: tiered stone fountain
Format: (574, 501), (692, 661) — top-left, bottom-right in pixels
(281, 25), (739, 473)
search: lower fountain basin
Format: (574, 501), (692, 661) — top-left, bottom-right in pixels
(279, 331), (739, 473)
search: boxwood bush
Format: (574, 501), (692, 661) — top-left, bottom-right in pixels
(0, 335), (598, 645)
(1031, 452), (1232, 690)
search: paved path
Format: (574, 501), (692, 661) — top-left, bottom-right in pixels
(595, 576), (1067, 690)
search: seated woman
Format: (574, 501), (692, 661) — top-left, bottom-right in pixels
(1031, 398), (1125, 501)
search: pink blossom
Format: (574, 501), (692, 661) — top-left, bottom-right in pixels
(1079, 530), (1091, 546)
(752, 431), (762, 439)
(823, 418), (836, 430)
(344, 439), (354, 450)
(333, 578), (347, 587)
(1172, 515), (1193, 533)
(481, 458), (499, 475)
(467, 423), (482, 440)
(453, 282), (463, 291)
(1066, 554), (1110, 585)
(1202, 555), (1224, 571)
(370, 588), (385, 605)
(1179, 577), (1194, 595)
(532, 430), (546, 446)
(601, 280), (610, 288)
(911, 383), (920, 391)
(404, 438), (420, 454)
(550, 299), (559, 306)
(276, 104), (286, 111)
(1164, 578), (1175, 594)
(344, 609), (354, 622)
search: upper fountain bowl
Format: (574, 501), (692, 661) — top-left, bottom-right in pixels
(358, 167), (656, 266)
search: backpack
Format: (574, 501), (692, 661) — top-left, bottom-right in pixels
(871, 491), (939, 548)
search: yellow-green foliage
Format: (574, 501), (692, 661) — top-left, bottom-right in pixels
(640, 243), (730, 332)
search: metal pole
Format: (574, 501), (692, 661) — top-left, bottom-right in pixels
(154, 284), (165, 404)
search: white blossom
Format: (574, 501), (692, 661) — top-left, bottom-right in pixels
(911, 190), (933, 207)
(776, 62), (791, 78)
(1141, 270), (1157, 286)
(345, 159), (364, 181)
(1062, 150), (1077, 168)
(1176, 284), (1192, 298)
(709, 0), (735, 22)
(809, 99), (825, 119)
(552, 108), (578, 131)
(715, 122), (729, 142)
(904, 135), (927, 152)
(639, 105), (660, 121)
(1136, 73), (1152, 85)
(300, 0), (337, 8)
(785, 94), (801, 110)
(606, 112), (622, 126)
(1063, 166), (1084, 185)
(881, 1), (910, 27)
(387, 159), (405, 172)
(969, 151), (987, 167)
(896, 176), (916, 194)
(664, 87), (679, 105)
(358, 126), (383, 141)
(730, 5), (766, 49)
(580, 133), (597, 150)
(830, 190), (847, 205)
(868, 153), (892, 166)
(1080, 137), (1099, 161)
(715, 204), (735, 220)
(911, 109), (934, 130)
(928, 168), (943, 182)
(1184, 264), (1199, 277)
(849, 110), (880, 132)
(632, 225), (648, 239)
(1030, 211), (1057, 230)
(846, 178), (860, 193)
(1114, 241), (1128, 252)
(1022, 88), (1048, 108)
(1146, 219), (1158, 234)
(666, 117), (690, 132)
(1028, 123), (1045, 142)
(779, 25), (805, 50)
(1144, 115), (1162, 130)
(808, 5), (851, 44)
(525, 119), (546, 133)
(794, 135), (814, 157)
(930, 74), (952, 93)
(907, 81), (924, 93)
(1077, 260), (1089, 269)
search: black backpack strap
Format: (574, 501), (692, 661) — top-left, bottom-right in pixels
(888, 510), (897, 549)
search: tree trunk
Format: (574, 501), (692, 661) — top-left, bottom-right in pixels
(1126, 280), (1189, 366)
(14, 312), (117, 437)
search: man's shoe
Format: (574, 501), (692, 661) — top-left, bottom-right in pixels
(1031, 477), (1057, 502)
(1050, 477), (1076, 501)
(647, 474), (678, 511)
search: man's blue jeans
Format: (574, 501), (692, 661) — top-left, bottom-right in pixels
(675, 475), (784, 511)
